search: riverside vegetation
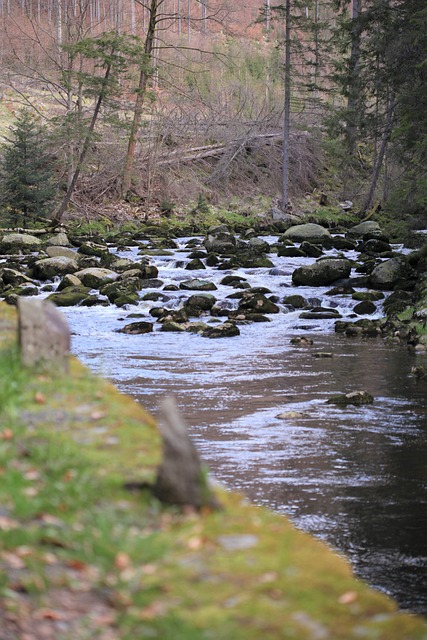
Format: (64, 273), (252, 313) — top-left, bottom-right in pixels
(0, 211), (427, 637)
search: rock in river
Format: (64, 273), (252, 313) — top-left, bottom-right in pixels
(117, 321), (154, 334)
(284, 223), (331, 245)
(292, 258), (352, 287)
(326, 391), (374, 406)
(0, 233), (42, 254)
(33, 256), (79, 280)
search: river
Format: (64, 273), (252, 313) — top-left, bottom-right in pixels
(59, 235), (427, 615)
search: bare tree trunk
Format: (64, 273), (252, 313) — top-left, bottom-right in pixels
(281, 0), (291, 211)
(187, 0), (190, 44)
(121, 0), (158, 198)
(346, 0), (361, 157)
(130, 0), (136, 32)
(201, 0), (206, 33)
(362, 98), (395, 213)
(177, 0), (181, 34)
(54, 60), (112, 221)
(266, 0), (270, 31)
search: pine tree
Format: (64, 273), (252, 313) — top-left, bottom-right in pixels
(1, 109), (57, 226)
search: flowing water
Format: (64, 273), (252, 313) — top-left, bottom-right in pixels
(54, 236), (426, 614)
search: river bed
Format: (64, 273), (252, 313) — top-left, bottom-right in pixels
(59, 236), (427, 614)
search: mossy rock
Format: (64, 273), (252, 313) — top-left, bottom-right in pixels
(0, 233), (42, 254)
(180, 279), (217, 292)
(1, 268), (35, 287)
(117, 321), (154, 334)
(292, 259), (352, 287)
(353, 300), (377, 315)
(184, 294), (217, 314)
(346, 221), (382, 238)
(238, 292), (279, 314)
(161, 321), (187, 332)
(300, 241), (323, 258)
(77, 241), (111, 258)
(186, 258), (206, 270)
(238, 256), (274, 268)
(47, 288), (91, 307)
(326, 391), (374, 406)
(201, 321), (240, 338)
(114, 293), (140, 307)
(351, 291), (384, 302)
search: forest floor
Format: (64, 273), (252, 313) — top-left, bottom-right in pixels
(0, 302), (426, 639)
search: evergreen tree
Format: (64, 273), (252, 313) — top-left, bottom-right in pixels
(332, 0), (427, 213)
(0, 110), (57, 226)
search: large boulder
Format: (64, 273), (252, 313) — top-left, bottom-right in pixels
(45, 246), (78, 260)
(239, 237), (271, 255)
(1, 268), (35, 287)
(368, 257), (413, 290)
(0, 233), (42, 254)
(283, 224), (331, 245)
(346, 221), (382, 239)
(32, 256), (79, 280)
(292, 258), (352, 287)
(75, 267), (119, 289)
(45, 232), (70, 247)
(204, 225), (236, 255)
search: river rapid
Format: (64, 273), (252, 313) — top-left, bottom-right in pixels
(60, 235), (427, 615)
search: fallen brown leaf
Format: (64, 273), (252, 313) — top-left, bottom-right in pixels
(34, 392), (46, 405)
(338, 591), (358, 604)
(114, 552), (131, 571)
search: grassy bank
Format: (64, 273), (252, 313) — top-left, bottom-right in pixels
(0, 302), (426, 639)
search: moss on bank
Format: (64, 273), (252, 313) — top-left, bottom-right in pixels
(0, 303), (426, 639)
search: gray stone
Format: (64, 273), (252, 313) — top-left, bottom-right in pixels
(368, 257), (412, 290)
(18, 298), (70, 372)
(33, 256), (79, 280)
(0, 233), (42, 254)
(203, 225), (236, 255)
(45, 232), (70, 247)
(354, 300), (377, 315)
(201, 321), (240, 338)
(153, 397), (219, 509)
(75, 268), (119, 289)
(292, 258), (352, 287)
(57, 274), (83, 291)
(117, 321), (153, 334)
(77, 241), (110, 258)
(346, 221), (382, 239)
(284, 224), (331, 244)
(45, 246), (78, 260)
(217, 534), (258, 551)
(1, 268), (34, 287)
(180, 279), (217, 292)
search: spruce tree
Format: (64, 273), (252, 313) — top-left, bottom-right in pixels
(0, 109), (57, 226)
